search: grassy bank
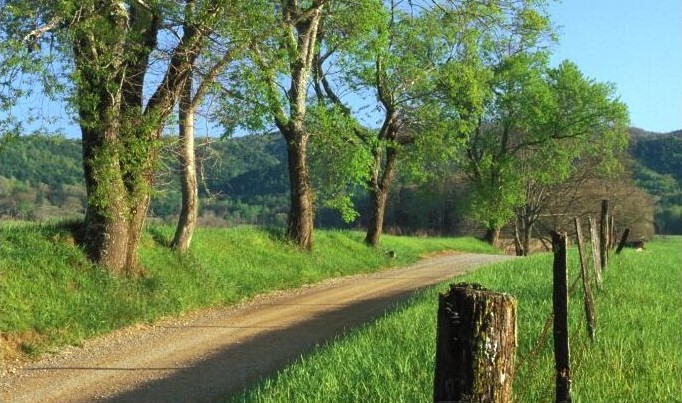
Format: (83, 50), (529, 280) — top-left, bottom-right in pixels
(229, 237), (682, 402)
(0, 221), (496, 361)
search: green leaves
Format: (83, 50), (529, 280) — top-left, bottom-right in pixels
(308, 104), (371, 223)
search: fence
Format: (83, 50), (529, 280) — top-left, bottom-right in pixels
(434, 200), (634, 403)
(514, 202), (632, 402)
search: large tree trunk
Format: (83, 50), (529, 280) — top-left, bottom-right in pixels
(79, 106), (156, 275)
(365, 187), (388, 247)
(73, 5), (135, 275)
(363, 48), (400, 247)
(365, 145), (398, 247)
(172, 74), (198, 253)
(80, 126), (131, 275)
(522, 223), (532, 256)
(284, 130), (314, 250)
(513, 219), (524, 256)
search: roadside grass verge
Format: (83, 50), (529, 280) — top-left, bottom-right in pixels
(229, 236), (682, 403)
(0, 221), (496, 361)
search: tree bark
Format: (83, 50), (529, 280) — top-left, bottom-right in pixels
(125, 192), (151, 273)
(522, 226), (532, 256)
(284, 130), (314, 250)
(513, 218), (524, 256)
(515, 203), (536, 256)
(365, 146), (397, 247)
(80, 125), (131, 275)
(365, 186), (387, 247)
(172, 73), (198, 253)
(434, 283), (517, 403)
(615, 227), (630, 254)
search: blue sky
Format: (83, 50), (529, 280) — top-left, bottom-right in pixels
(548, 0), (682, 133)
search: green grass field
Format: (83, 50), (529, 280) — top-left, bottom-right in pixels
(0, 221), (496, 361)
(229, 237), (682, 403)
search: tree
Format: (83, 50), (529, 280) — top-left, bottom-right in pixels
(310, 0), (396, 247)
(458, 52), (547, 246)
(170, 2), (258, 253)
(410, 2), (554, 247)
(171, 68), (199, 252)
(461, 57), (629, 249)
(1, 1), (231, 274)
(312, 0), (538, 247)
(235, 0), (327, 250)
(513, 63), (628, 254)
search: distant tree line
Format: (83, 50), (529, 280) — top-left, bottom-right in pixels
(0, 130), (673, 242)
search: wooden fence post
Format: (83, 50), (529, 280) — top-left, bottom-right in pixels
(599, 200), (609, 270)
(615, 228), (631, 254)
(574, 218), (596, 342)
(552, 232), (572, 403)
(588, 217), (603, 289)
(434, 283), (517, 403)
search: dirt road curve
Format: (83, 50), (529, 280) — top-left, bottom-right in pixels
(1, 253), (512, 403)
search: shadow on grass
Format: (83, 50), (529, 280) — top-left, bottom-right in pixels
(262, 226), (288, 243)
(147, 226), (172, 248)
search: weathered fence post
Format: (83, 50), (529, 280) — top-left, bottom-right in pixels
(552, 232), (572, 403)
(599, 200), (609, 270)
(434, 283), (517, 403)
(615, 228), (631, 254)
(574, 218), (596, 342)
(588, 217), (603, 289)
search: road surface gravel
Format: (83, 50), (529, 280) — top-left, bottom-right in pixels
(1, 252), (513, 403)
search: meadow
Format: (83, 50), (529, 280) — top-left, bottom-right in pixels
(229, 236), (682, 403)
(0, 221), (496, 361)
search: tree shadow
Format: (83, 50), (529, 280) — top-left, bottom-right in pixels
(147, 226), (172, 248)
(262, 225), (287, 243)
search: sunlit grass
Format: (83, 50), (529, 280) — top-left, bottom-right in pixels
(229, 237), (682, 403)
(0, 221), (496, 360)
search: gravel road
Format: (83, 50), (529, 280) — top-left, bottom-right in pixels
(1, 252), (513, 403)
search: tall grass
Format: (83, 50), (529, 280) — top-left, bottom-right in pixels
(0, 221), (496, 360)
(229, 237), (682, 402)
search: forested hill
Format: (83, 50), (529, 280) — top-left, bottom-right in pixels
(0, 135), (84, 187)
(629, 129), (682, 233)
(0, 128), (681, 233)
(630, 128), (682, 182)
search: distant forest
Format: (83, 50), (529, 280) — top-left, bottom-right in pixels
(1, 128), (680, 236)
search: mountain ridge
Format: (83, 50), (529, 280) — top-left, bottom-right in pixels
(0, 127), (680, 233)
